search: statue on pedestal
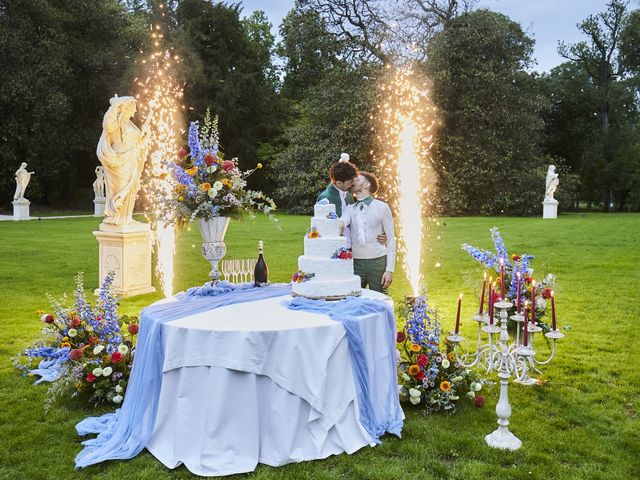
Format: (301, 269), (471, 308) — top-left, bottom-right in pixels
(545, 165), (559, 201)
(93, 166), (106, 199)
(14, 162), (34, 201)
(96, 96), (154, 225)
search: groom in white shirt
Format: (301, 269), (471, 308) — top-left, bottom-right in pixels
(340, 172), (396, 293)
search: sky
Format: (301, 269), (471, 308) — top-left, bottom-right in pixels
(237, 0), (629, 73)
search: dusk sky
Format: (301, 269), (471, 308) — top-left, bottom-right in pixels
(238, 0), (629, 73)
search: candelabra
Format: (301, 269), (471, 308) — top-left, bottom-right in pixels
(447, 299), (564, 450)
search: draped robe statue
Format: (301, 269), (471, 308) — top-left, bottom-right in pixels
(14, 162), (35, 201)
(545, 165), (559, 201)
(93, 166), (106, 199)
(96, 96), (153, 225)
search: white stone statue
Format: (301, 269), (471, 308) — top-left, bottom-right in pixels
(93, 166), (106, 199)
(96, 96), (154, 225)
(13, 162), (35, 201)
(545, 165), (559, 201)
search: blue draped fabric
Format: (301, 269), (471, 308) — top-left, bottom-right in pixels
(75, 282), (292, 469)
(287, 296), (403, 443)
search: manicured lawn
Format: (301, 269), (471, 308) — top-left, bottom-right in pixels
(0, 213), (638, 479)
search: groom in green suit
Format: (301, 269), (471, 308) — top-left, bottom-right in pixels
(316, 153), (358, 217)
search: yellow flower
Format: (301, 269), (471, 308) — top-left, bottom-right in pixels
(257, 163), (263, 169)
(410, 344), (421, 352)
(62, 336), (69, 342)
(439, 381), (451, 393)
(408, 364), (420, 376)
(61, 342), (71, 349)
(174, 183), (186, 193)
(221, 178), (233, 188)
(448, 352), (456, 362)
(178, 196), (184, 201)
(307, 230), (320, 239)
(186, 166), (198, 176)
(200, 182), (212, 191)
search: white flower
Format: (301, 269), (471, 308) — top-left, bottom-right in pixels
(409, 396), (421, 405)
(67, 328), (78, 337)
(86, 325), (94, 332)
(118, 344), (129, 355)
(452, 376), (463, 383)
(402, 373), (411, 382)
(92, 367), (103, 377)
(441, 359), (450, 369)
(536, 298), (546, 310)
(112, 395), (123, 404)
(474, 382), (483, 392)
(398, 385), (404, 394)
(213, 181), (223, 191)
(115, 385), (123, 393)
(208, 188), (218, 198)
(207, 165), (217, 174)
(102, 366), (113, 376)
(466, 391), (476, 399)
(409, 388), (421, 399)
(93, 345), (105, 355)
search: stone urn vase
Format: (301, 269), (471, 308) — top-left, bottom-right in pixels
(199, 217), (230, 283)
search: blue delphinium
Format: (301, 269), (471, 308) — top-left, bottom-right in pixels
(187, 121), (202, 166)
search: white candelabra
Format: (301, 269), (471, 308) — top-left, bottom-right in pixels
(447, 298), (564, 450)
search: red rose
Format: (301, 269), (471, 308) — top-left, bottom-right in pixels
(396, 331), (406, 343)
(415, 371), (425, 381)
(204, 153), (217, 166)
(70, 349), (83, 361)
(221, 160), (235, 172)
(417, 354), (428, 367)
(111, 352), (124, 363)
(70, 317), (82, 328)
(127, 324), (139, 335)
(42, 314), (55, 324)
(542, 287), (553, 299)
(178, 147), (188, 159)
(511, 254), (521, 262)
(474, 395), (485, 407)
(524, 275), (532, 284)
(86, 373), (96, 383)
(96, 315), (103, 322)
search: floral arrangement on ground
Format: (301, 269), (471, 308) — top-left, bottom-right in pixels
(463, 227), (557, 330)
(13, 273), (138, 410)
(161, 110), (277, 229)
(397, 293), (490, 413)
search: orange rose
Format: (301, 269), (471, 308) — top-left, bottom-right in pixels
(200, 182), (212, 191)
(410, 344), (421, 352)
(439, 380), (451, 392)
(408, 364), (420, 376)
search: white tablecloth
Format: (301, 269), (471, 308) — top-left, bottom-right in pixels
(146, 290), (400, 477)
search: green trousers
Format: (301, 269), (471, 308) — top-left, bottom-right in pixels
(354, 256), (388, 294)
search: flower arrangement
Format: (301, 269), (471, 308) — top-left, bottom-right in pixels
(462, 227), (557, 328)
(161, 110), (276, 229)
(331, 246), (353, 260)
(13, 273), (138, 410)
(306, 227), (321, 239)
(327, 212), (338, 220)
(397, 294), (489, 413)
(292, 271), (315, 283)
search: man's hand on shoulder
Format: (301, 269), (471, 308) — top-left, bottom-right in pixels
(377, 233), (387, 246)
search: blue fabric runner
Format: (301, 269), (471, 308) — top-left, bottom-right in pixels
(287, 296), (403, 444)
(74, 281), (291, 469)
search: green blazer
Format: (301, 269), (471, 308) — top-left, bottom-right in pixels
(317, 183), (354, 217)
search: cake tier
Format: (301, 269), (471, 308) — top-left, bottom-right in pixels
(310, 217), (341, 237)
(298, 255), (353, 280)
(314, 203), (335, 218)
(304, 236), (346, 258)
(292, 275), (362, 300)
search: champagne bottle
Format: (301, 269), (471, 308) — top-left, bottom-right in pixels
(254, 240), (269, 287)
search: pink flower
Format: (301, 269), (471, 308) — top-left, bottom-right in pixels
(86, 373), (96, 383)
(221, 160), (235, 172)
(474, 395), (485, 407)
(204, 153), (217, 166)
(127, 324), (139, 335)
(416, 354), (428, 367)
(70, 317), (82, 328)
(41, 314), (55, 324)
(70, 349), (83, 361)
(111, 352), (124, 363)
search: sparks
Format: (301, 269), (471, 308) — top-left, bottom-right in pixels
(373, 66), (436, 296)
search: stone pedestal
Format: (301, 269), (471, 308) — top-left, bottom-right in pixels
(12, 199), (30, 220)
(542, 199), (558, 219)
(94, 197), (106, 217)
(94, 222), (155, 297)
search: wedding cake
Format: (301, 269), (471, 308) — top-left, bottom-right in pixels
(291, 200), (362, 299)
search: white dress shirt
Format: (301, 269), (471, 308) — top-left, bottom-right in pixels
(341, 196), (396, 272)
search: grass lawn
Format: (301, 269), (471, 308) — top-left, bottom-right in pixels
(0, 212), (638, 479)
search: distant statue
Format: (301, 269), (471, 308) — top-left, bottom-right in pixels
(96, 96), (154, 225)
(13, 162), (35, 201)
(93, 166), (106, 199)
(545, 165), (559, 201)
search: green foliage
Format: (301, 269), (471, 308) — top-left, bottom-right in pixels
(427, 10), (548, 215)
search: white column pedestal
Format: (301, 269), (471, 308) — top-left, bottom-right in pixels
(94, 222), (156, 297)
(542, 199), (558, 219)
(94, 197), (106, 217)
(12, 199), (30, 220)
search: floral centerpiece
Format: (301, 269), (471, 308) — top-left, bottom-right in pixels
(160, 110), (276, 230)
(397, 294), (490, 413)
(462, 227), (557, 329)
(13, 273), (138, 410)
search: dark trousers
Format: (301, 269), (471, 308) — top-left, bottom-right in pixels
(354, 256), (387, 294)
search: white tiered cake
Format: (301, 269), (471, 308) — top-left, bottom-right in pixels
(292, 201), (362, 299)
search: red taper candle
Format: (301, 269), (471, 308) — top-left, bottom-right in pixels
(500, 258), (505, 300)
(531, 280), (536, 325)
(455, 293), (463, 334)
(488, 282), (494, 325)
(523, 302), (529, 347)
(516, 272), (522, 314)
(479, 272), (487, 315)
(551, 290), (557, 331)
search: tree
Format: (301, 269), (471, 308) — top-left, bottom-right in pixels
(427, 9), (548, 215)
